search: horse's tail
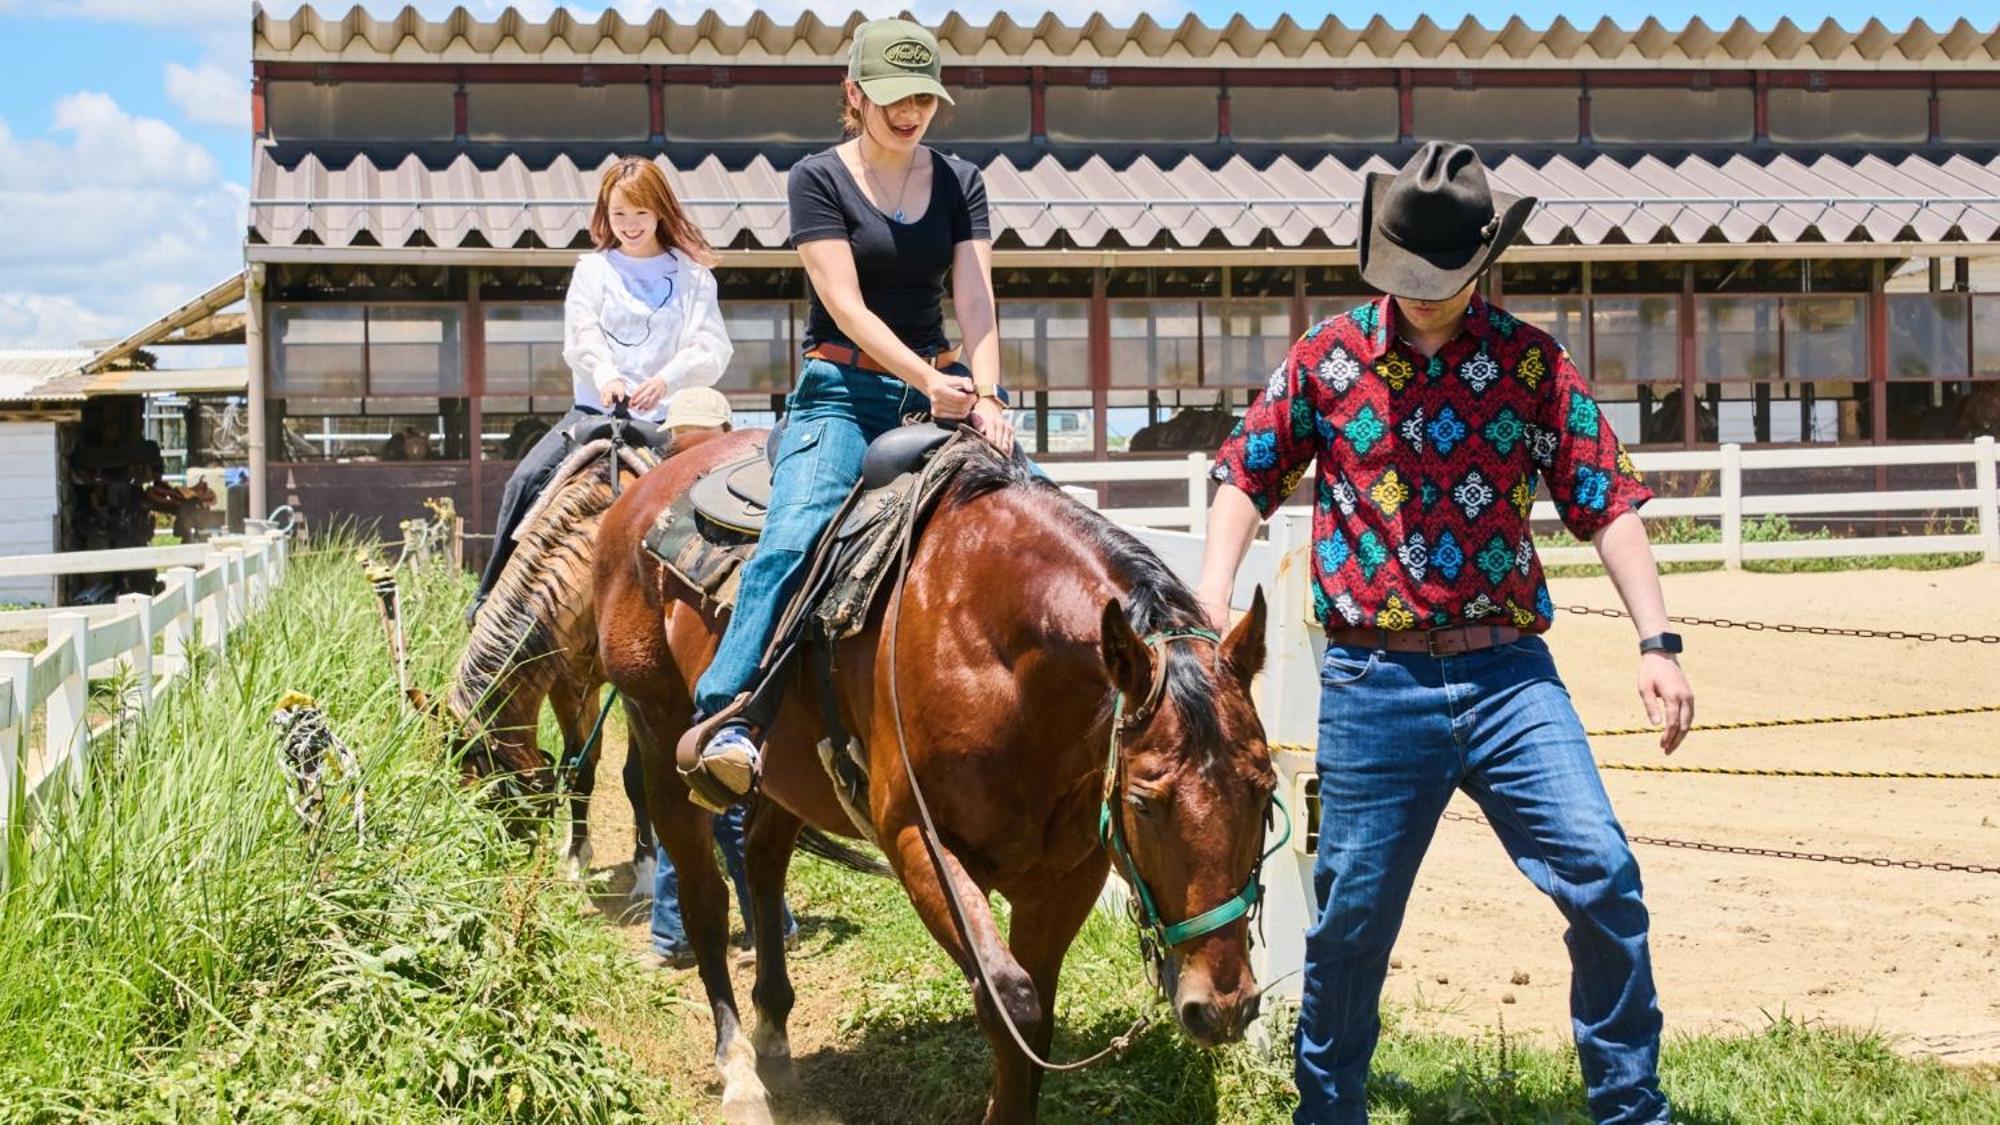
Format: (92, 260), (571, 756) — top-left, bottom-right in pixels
(796, 825), (892, 878)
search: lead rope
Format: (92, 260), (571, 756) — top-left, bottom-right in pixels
(884, 431), (1148, 1073)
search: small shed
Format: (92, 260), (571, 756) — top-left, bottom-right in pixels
(0, 351), (88, 606)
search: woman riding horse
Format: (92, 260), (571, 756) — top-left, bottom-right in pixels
(688, 17), (1016, 801)
(468, 157), (732, 622)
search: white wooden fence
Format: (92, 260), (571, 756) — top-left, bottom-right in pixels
(0, 532), (289, 839)
(1053, 437), (2000, 567)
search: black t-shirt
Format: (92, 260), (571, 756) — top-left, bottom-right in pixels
(787, 147), (991, 356)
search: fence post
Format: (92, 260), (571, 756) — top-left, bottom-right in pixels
(0, 650), (30, 847)
(1720, 442), (1744, 570)
(1184, 452), (1209, 532)
(225, 547), (247, 632)
(1976, 436), (1999, 565)
(117, 592), (155, 716)
(161, 566), (195, 686)
(247, 539), (269, 610)
(45, 613), (90, 794)
(200, 553), (229, 657)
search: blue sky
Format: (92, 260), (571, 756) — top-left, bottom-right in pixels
(0, 2), (1992, 347)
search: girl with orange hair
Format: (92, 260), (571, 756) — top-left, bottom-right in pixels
(471, 157), (732, 618)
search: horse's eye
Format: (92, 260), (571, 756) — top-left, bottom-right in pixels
(1126, 791), (1158, 817)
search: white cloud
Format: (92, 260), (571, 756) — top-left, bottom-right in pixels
(0, 94), (243, 350)
(165, 59), (249, 130)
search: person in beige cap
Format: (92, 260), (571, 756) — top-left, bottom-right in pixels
(688, 16), (1016, 801)
(663, 385), (734, 436)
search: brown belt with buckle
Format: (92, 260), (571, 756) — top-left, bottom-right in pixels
(804, 342), (960, 377)
(1327, 623), (1521, 657)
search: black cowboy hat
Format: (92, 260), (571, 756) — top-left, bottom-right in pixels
(1359, 142), (1537, 302)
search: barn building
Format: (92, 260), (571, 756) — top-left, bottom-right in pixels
(246, 7), (2000, 540)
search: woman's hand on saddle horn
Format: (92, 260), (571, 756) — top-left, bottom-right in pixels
(970, 398), (1016, 451)
(628, 375), (670, 413)
(599, 377), (632, 408)
(925, 370), (977, 421)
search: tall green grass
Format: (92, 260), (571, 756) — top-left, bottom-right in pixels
(0, 543), (663, 1121)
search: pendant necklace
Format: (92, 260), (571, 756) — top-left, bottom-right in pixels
(863, 143), (919, 224)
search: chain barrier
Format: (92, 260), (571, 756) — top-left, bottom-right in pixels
(1439, 810), (1999, 876)
(1595, 762), (2000, 780)
(1561, 604), (2000, 645)
(1585, 702), (2000, 739)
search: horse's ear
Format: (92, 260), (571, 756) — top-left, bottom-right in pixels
(1219, 585), (1267, 689)
(1100, 598), (1151, 700)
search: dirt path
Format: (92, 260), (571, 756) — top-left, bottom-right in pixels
(578, 562), (2000, 1116)
(1391, 565), (2000, 1064)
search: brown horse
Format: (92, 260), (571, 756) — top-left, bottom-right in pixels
(594, 431), (1277, 1123)
(449, 435), (685, 870)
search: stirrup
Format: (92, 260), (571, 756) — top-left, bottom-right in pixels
(677, 701), (757, 813)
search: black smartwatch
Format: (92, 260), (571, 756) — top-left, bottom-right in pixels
(1638, 632), (1684, 656)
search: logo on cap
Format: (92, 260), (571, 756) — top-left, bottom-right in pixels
(883, 39), (934, 69)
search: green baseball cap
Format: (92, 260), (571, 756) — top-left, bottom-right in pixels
(848, 18), (954, 106)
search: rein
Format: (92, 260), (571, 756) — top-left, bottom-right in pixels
(880, 433), (1281, 1073)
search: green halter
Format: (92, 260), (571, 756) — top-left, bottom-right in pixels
(1097, 628), (1293, 960)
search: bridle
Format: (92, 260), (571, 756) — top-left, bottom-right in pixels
(1096, 629), (1291, 992)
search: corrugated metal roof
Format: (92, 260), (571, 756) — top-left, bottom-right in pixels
(248, 149), (2000, 253)
(0, 351), (90, 402)
(253, 8), (2000, 69)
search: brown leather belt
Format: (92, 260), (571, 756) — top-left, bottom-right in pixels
(1327, 623), (1521, 657)
(804, 342), (960, 377)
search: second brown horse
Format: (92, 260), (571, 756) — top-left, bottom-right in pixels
(594, 430), (1278, 1123)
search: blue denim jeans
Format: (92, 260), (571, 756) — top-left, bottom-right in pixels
(651, 805), (798, 956)
(692, 357), (940, 716)
(1294, 636), (1667, 1125)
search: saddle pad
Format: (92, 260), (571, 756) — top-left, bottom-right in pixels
(689, 454), (770, 535)
(642, 488), (754, 614)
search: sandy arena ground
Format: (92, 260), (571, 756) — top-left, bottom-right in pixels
(585, 563), (2000, 1071)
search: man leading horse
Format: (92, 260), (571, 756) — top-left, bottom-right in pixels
(1199, 143), (1694, 1125)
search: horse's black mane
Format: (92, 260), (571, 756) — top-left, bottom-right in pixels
(940, 442), (1226, 754)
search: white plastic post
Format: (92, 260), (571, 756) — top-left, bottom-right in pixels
(1184, 452), (1209, 531)
(1720, 442), (1744, 570)
(200, 554), (229, 657)
(1975, 436), (1999, 565)
(1248, 511), (1323, 1020)
(161, 566), (195, 685)
(117, 592), (154, 716)
(45, 613), (90, 793)
(0, 650), (30, 846)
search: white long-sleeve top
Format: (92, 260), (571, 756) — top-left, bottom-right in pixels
(561, 248), (733, 423)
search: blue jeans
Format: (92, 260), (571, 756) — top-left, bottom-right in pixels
(651, 805), (798, 956)
(1294, 636), (1667, 1125)
(693, 357), (942, 717)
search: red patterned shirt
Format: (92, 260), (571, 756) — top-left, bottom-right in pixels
(1210, 295), (1651, 634)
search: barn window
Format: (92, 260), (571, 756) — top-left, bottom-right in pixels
(1591, 89), (1752, 144)
(265, 81), (455, 141)
(1767, 89), (1928, 144)
(1045, 87), (1219, 145)
(466, 83), (649, 142)
(1230, 87), (1398, 143)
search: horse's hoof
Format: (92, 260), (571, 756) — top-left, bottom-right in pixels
(629, 854), (656, 899)
(755, 1052), (798, 1094)
(719, 1037), (773, 1123)
(719, 1090), (775, 1125)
